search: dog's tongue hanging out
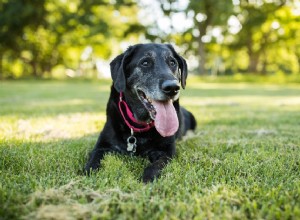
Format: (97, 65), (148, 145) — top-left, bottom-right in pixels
(152, 100), (179, 137)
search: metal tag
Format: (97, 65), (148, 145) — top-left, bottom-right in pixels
(127, 136), (137, 153)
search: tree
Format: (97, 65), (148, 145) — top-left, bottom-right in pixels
(186, 0), (233, 74)
(0, 0), (46, 78)
(147, 0), (233, 74)
(230, 0), (288, 73)
(144, 0), (299, 75)
(0, 0), (144, 79)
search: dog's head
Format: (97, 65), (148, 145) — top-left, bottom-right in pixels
(110, 43), (188, 136)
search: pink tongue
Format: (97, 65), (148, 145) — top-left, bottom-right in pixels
(152, 100), (179, 137)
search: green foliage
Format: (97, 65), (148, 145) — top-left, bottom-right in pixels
(1, 80), (300, 219)
(0, 0), (47, 78)
(229, 1), (300, 74)
(155, 0), (300, 76)
(0, 0), (143, 79)
(0, 0), (46, 50)
(1, 1), (300, 78)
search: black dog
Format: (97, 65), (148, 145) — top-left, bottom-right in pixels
(85, 43), (196, 182)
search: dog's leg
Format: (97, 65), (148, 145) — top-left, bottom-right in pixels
(181, 107), (197, 131)
(142, 151), (172, 183)
(84, 126), (119, 175)
(84, 147), (113, 175)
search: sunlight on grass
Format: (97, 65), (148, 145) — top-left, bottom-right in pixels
(0, 80), (110, 143)
(0, 113), (106, 142)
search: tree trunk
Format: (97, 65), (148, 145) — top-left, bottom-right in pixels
(31, 61), (39, 78)
(0, 53), (3, 80)
(246, 35), (260, 73)
(197, 36), (206, 75)
(260, 49), (267, 75)
(196, 21), (209, 75)
(296, 51), (300, 73)
(195, 0), (213, 75)
(248, 53), (259, 73)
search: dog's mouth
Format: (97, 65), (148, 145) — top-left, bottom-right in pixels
(137, 89), (157, 120)
(137, 89), (179, 137)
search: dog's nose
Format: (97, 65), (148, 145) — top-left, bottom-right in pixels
(162, 80), (180, 97)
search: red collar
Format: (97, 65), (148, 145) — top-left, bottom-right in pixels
(118, 92), (155, 133)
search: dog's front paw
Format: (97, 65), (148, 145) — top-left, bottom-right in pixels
(142, 166), (160, 183)
(84, 162), (100, 176)
(142, 156), (171, 183)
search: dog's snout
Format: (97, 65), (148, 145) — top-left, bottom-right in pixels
(162, 80), (180, 97)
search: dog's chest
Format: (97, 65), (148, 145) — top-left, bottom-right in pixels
(113, 135), (156, 155)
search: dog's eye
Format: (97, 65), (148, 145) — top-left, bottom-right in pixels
(141, 59), (151, 67)
(142, 61), (149, 66)
(169, 59), (177, 67)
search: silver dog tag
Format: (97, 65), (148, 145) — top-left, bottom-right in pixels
(127, 136), (137, 153)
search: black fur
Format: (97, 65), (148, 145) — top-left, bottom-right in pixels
(85, 43), (196, 183)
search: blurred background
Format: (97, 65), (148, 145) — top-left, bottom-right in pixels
(0, 0), (300, 81)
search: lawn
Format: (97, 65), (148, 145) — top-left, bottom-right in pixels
(0, 79), (299, 219)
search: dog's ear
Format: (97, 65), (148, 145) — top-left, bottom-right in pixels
(110, 46), (135, 92)
(167, 44), (188, 89)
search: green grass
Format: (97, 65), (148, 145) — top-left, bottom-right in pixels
(1, 79), (300, 220)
